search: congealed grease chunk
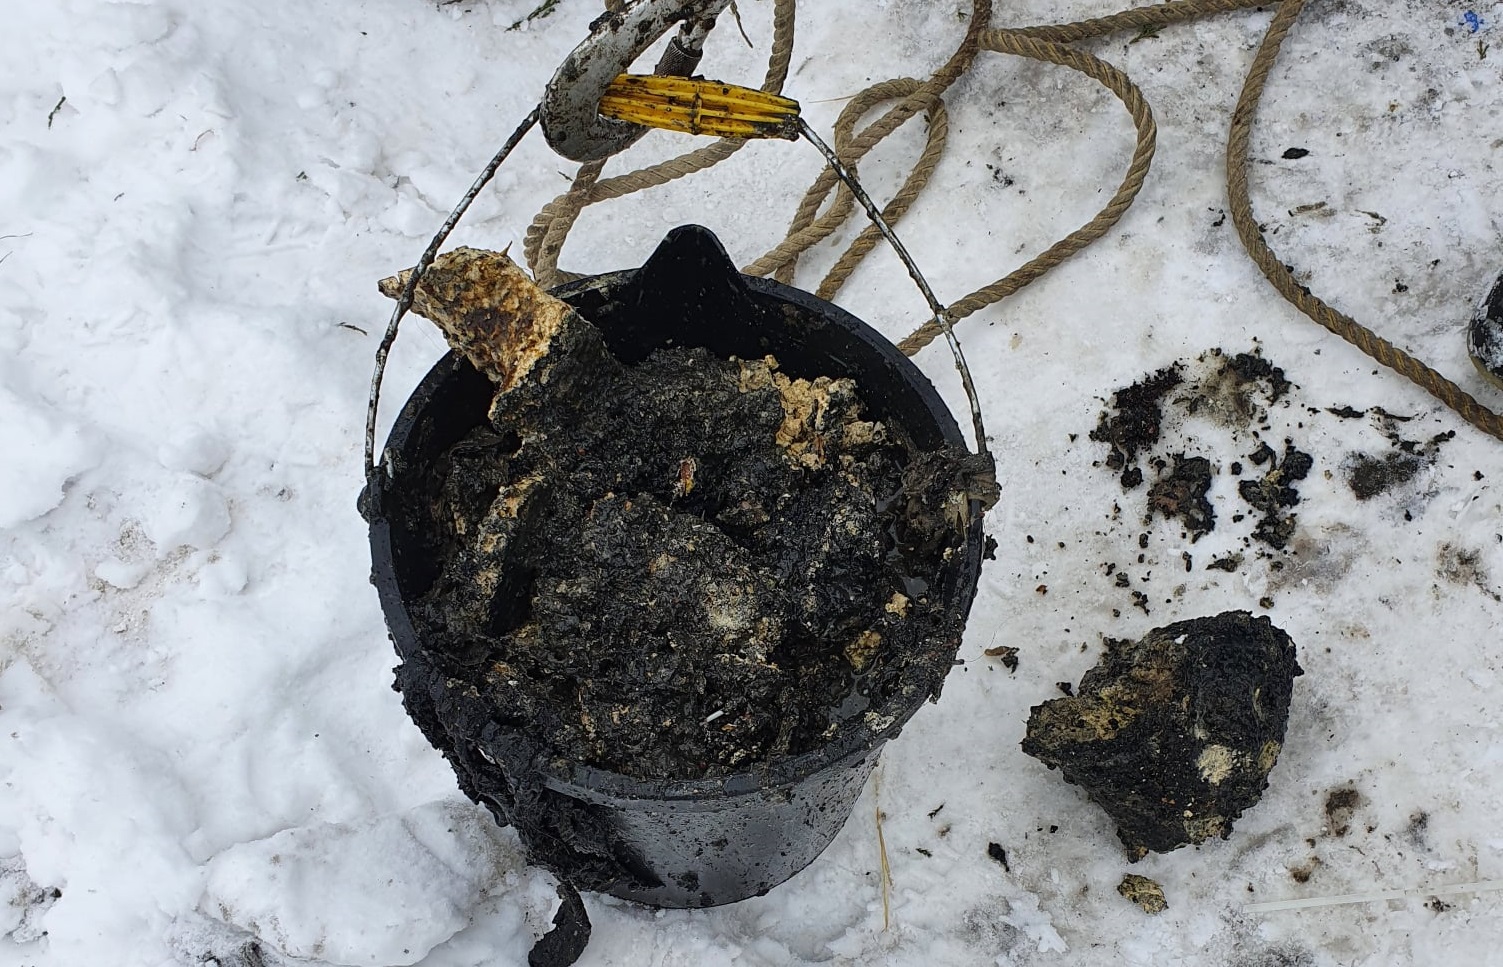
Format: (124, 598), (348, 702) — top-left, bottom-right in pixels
(1022, 610), (1302, 858)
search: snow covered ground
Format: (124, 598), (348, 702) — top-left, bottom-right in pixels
(3, 0), (1502, 964)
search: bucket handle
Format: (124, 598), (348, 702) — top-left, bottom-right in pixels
(363, 109), (539, 510)
(794, 120), (993, 480)
(364, 115), (999, 520)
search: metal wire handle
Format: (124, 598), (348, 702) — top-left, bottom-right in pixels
(364, 109), (538, 492)
(367, 103), (995, 497)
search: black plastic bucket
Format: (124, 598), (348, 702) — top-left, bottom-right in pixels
(366, 225), (984, 908)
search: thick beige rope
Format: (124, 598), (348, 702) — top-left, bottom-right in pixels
(525, 0), (1503, 440)
(743, 78), (949, 290)
(1009, 0), (1275, 44)
(896, 29), (1159, 353)
(744, 0), (994, 286)
(1225, 0), (1503, 441)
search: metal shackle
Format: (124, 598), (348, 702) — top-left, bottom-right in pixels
(540, 0), (733, 163)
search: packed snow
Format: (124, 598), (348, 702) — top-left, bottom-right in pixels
(3, 1), (1502, 965)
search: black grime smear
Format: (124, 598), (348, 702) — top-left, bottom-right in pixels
(1179, 352), (1292, 427)
(1226, 352), (1292, 405)
(1022, 611), (1302, 859)
(1090, 365), (1184, 489)
(1323, 787), (1361, 838)
(1342, 416), (1455, 501)
(1345, 452), (1426, 501)
(410, 345), (966, 782)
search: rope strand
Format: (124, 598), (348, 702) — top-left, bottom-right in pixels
(523, 0), (1503, 440)
(1224, 0), (1503, 441)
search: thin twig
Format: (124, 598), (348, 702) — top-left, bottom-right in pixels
(729, 1), (754, 47)
(874, 762), (893, 931)
(508, 0), (560, 31)
(1246, 878), (1503, 914)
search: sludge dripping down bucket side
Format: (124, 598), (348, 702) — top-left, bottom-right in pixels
(364, 225), (985, 908)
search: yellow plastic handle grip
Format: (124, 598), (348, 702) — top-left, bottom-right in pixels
(596, 74), (800, 140)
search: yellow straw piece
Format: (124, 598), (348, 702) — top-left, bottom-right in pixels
(597, 74), (800, 140)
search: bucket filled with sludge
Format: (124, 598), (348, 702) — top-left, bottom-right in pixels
(363, 225), (986, 907)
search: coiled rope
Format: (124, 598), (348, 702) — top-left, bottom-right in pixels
(522, 0), (1503, 441)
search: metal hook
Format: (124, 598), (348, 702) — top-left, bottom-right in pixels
(540, 0), (733, 162)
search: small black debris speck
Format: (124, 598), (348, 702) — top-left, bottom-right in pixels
(985, 645), (1020, 672)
